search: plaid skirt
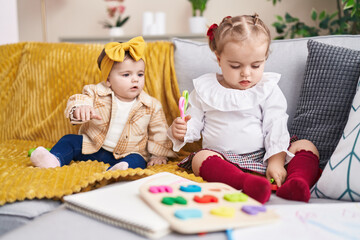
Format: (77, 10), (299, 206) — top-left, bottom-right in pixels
(178, 148), (267, 175)
(177, 136), (299, 176)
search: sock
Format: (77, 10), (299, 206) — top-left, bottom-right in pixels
(30, 146), (60, 168)
(276, 150), (320, 202)
(199, 155), (271, 204)
(108, 162), (129, 171)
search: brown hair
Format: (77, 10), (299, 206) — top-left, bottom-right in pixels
(97, 49), (107, 69)
(208, 14), (271, 57)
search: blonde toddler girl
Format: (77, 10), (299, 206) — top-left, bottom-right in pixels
(168, 15), (320, 204)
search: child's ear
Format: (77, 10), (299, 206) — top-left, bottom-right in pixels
(106, 79), (111, 87)
(215, 51), (221, 66)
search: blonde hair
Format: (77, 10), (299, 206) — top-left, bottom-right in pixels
(208, 14), (271, 57)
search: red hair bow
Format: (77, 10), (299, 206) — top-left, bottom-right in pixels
(207, 24), (218, 41)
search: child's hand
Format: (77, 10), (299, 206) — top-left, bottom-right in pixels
(266, 153), (287, 187)
(147, 156), (167, 166)
(266, 163), (287, 187)
(171, 115), (191, 141)
(267, 165), (287, 188)
(73, 106), (102, 122)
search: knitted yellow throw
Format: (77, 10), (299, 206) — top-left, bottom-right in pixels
(0, 41), (202, 205)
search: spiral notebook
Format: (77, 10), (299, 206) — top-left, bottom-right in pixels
(63, 172), (193, 239)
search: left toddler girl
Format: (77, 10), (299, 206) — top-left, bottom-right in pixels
(31, 36), (176, 170)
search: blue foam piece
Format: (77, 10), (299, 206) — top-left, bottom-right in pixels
(179, 184), (202, 192)
(174, 209), (203, 220)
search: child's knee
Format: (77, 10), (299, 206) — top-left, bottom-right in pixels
(58, 134), (82, 143)
(127, 154), (146, 169)
(191, 150), (223, 176)
(289, 139), (319, 158)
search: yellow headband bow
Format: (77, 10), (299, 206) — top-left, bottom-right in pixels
(100, 36), (146, 81)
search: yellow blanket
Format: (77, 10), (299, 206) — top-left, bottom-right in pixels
(0, 41), (202, 205)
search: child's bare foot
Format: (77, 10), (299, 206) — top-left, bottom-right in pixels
(30, 147), (60, 168)
(108, 162), (129, 171)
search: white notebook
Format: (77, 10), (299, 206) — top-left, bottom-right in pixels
(63, 172), (193, 239)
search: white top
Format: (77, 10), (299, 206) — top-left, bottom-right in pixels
(168, 72), (294, 165)
(102, 98), (136, 152)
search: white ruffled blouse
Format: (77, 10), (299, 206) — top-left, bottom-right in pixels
(168, 72), (294, 165)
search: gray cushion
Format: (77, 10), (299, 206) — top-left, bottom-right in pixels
(265, 35), (360, 126)
(0, 200), (60, 236)
(173, 38), (221, 94)
(290, 39), (360, 169)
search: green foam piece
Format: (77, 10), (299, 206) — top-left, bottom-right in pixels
(161, 196), (187, 205)
(223, 192), (248, 202)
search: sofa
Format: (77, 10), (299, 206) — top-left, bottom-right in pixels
(0, 34), (359, 238)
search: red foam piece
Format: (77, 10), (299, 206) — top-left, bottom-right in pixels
(271, 184), (278, 191)
(193, 195), (218, 203)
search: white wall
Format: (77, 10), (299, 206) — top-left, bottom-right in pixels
(0, 0), (19, 44)
(17, 0), (337, 43)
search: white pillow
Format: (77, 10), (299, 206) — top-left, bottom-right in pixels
(172, 38), (221, 94)
(311, 79), (360, 201)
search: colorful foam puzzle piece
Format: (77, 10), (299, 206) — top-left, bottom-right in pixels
(241, 205), (267, 215)
(174, 209), (203, 220)
(149, 185), (173, 193)
(179, 184), (202, 193)
(271, 184), (278, 191)
(193, 195), (218, 203)
(161, 196), (187, 205)
(210, 206), (235, 218)
(208, 188), (221, 192)
(223, 192), (248, 202)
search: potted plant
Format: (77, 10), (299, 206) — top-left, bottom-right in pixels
(101, 0), (130, 37)
(270, 0), (360, 39)
(188, 0), (209, 34)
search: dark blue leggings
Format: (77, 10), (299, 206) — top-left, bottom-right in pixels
(50, 134), (147, 169)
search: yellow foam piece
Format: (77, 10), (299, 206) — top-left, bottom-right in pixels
(210, 206), (236, 218)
